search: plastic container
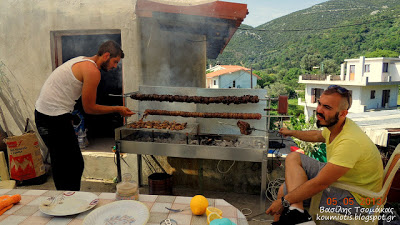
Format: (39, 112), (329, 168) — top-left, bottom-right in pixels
(116, 173), (139, 200)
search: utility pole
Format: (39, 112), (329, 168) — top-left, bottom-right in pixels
(250, 67), (253, 89)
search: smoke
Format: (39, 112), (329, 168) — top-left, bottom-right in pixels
(141, 11), (211, 88)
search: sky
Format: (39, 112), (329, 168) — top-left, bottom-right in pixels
(228, 0), (329, 27)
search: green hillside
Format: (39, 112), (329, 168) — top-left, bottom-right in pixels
(210, 0), (400, 91)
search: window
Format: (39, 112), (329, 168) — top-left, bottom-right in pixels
(213, 80), (217, 85)
(233, 80), (236, 88)
(350, 65), (355, 81)
(311, 88), (324, 103)
(383, 63), (389, 72)
(364, 64), (370, 72)
(370, 90), (375, 99)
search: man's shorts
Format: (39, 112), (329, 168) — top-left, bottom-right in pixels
(283, 153), (362, 216)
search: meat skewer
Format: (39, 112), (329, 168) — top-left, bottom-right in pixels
(237, 120), (252, 135)
(143, 109), (262, 120)
(128, 120), (187, 130)
(218, 121), (269, 135)
(130, 93), (259, 105)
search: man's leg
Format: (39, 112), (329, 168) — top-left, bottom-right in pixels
(284, 152), (309, 209)
(35, 111), (84, 191)
(273, 184), (285, 222)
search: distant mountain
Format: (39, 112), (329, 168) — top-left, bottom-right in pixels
(212, 0), (400, 74)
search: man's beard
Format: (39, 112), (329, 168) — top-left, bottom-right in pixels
(100, 59), (110, 71)
(316, 112), (339, 128)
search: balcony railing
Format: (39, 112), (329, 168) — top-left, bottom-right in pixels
(301, 74), (341, 81)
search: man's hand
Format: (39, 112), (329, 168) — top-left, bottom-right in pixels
(118, 107), (135, 117)
(279, 127), (293, 137)
(266, 199), (284, 216)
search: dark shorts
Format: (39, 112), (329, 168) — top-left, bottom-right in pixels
(283, 153), (362, 216)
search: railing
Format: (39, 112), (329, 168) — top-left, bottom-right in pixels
(300, 74), (341, 81)
(330, 75), (341, 81)
(301, 74), (327, 80)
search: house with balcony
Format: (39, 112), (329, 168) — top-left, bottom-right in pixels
(298, 56), (400, 120)
(206, 65), (260, 88)
(298, 56), (400, 147)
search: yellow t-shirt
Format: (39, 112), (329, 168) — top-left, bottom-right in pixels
(321, 118), (383, 207)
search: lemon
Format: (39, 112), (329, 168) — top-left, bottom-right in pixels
(190, 195), (209, 215)
(207, 212), (223, 224)
(206, 206), (223, 217)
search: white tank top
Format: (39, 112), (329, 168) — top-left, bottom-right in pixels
(35, 56), (97, 116)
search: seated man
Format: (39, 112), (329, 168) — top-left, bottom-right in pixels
(266, 85), (383, 225)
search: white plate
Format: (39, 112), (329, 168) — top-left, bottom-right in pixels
(39, 191), (99, 216)
(83, 200), (150, 225)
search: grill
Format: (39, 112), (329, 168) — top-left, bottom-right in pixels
(114, 85), (273, 200)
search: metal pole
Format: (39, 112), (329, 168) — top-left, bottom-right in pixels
(138, 154), (143, 187)
(250, 67), (253, 89)
(260, 150), (268, 210)
(116, 141), (122, 183)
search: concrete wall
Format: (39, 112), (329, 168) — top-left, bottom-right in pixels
(139, 18), (206, 88)
(0, 0), (142, 136)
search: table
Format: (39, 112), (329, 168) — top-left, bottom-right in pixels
(0, 189), (248, 225)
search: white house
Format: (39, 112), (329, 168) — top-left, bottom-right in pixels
(206, 65), (261, 89)
(298, 56), (400, 120)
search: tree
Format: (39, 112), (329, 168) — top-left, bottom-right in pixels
(365, 49), (399, 58)
(254, 70), (277, 88)
(322, 59), (339, 75)
(300, 54), (322, 71)
(265, 82), (288, 97)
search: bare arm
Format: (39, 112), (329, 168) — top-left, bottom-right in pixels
(279, 127), (325, 143)
(80, 65), (134, 117)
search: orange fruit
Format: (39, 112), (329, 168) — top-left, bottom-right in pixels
(190, 195), (209, 215)
(207, 212), (222, 224)
(206, 207), (223, 217)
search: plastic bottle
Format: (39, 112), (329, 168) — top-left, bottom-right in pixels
(116, 173), (139, 200)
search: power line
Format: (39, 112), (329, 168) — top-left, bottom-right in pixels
(238, 15), (400, 32)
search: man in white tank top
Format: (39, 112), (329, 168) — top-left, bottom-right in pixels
(35, 40), (134, 191)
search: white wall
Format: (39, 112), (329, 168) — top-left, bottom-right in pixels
(0, 0), (141, 135)
(208, 77), (219, 88)
(390, 63), (400, 81)
(345, 58), (400, 83)
(219, 71), (257, 88)
(358, 85), (398, 110)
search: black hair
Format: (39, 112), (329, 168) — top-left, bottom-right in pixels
(97, 40), (124, 59)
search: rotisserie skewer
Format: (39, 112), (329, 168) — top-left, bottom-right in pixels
(130, 93), (259, 105)
(143, 109), (262, 120)
(218, 121), (268, 135)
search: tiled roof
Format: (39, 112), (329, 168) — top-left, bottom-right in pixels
(206, 65), (261, 79)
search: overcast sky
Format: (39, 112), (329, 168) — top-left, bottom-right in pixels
(229, 0), (329, 27)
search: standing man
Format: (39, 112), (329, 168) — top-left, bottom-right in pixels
(35, 40), (134, 191)
(266, 85), (383, 224)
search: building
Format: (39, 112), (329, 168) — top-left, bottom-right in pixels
(0, 0), (247, 138)
(206, 65), (260, 89)
(298, 56), (400, 120)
